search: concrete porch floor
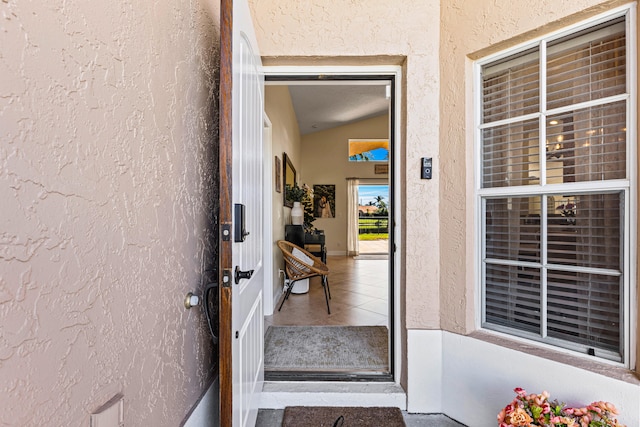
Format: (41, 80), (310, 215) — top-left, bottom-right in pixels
(357, 238), (388, 254)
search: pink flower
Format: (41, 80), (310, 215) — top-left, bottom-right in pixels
(497, 388), (626, 427)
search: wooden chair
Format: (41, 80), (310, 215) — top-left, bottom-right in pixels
(277, 240), (332, 314)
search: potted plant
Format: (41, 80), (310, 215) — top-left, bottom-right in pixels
(285, 183), (315, 231)
(498, 387), (626, 427)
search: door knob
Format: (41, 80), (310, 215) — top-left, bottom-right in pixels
(235, 266), (254, 284)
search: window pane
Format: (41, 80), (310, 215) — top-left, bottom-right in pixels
(548, 192), (622, 270)
(547, 270), (621, 354)
(545, 102), (626, 183)
(482, 119), (539, 188)
(482, 48), (540, 123)
(485, 197), (541, 263)
(485, 264), (541, 334)
(348, 139), (389, 162)
(478, 13), (629, 362)
(547, 18), (625, 110)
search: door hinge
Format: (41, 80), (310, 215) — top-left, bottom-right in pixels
(221, 223), (232, 241)
(222, 269), (233, 288)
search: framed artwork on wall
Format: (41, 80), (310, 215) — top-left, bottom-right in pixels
(275, 156), (282, 193)
(313, 185), (335, 218)
(283, 153), (296, 207)
(374, 164), (389, 174)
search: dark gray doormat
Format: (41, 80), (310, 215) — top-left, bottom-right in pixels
(282, 406), (405, 427)
(264, 325), (388, 371)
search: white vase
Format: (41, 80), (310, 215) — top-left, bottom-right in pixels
(291, 201), (304, 225)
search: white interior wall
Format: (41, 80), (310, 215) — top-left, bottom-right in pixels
(264, 85), (301, 309)
(301, 115), (389, 255)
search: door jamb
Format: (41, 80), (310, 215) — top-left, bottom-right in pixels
(262, 114), (274, 315)
(262, 64), (403, 383)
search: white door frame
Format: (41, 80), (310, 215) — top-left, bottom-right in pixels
(262, 114), (274, 315)
(261, 64), (403, 382)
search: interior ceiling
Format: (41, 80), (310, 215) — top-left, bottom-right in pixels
(285, 83), (390, 135)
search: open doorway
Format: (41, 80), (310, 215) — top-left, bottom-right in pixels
(262, 70), (399, 381)
(356, 183), (389, 257)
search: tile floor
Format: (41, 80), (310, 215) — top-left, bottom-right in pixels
(265, 252), (389, 329)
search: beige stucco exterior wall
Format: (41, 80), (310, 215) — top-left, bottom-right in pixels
(439, 0), (637, 340)
(249, 0), (442, 334)
(254, 0), (639, 378)
(0, 1), (220, 425)
(301, 115), (389, 254)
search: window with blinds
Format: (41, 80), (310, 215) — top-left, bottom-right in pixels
(476, 12), (632, 363)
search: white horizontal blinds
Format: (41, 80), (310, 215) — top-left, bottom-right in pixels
(547, 271), (621, 353)
(485, 197), (541, 263)
(478, 12), (629, 362)
(547, 18), (626, 110)
(545, 102), (626, 183)
(482, 48), (540, 124)
(546, 192), (623, 355)
(547, 192), (622, 270)
(484, 197), (542, 334)
(482, 119), (539, 188)
(485, 264), (541, 334)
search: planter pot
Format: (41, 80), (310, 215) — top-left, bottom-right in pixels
(291, 201), (304, 225)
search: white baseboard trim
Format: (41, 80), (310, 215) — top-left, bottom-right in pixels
(327, 250), (347, 256)
(181, 377), (219, 427)
(406, 329), (640, 427)
(260, 381), (406, 410)
(272, 287), (283, 312)
(407, 329), (442, 413)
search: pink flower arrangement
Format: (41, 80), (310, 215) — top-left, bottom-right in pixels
(497, 388), (626, 427)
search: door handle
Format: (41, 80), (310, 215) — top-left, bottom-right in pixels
(234, 266), (254, 284)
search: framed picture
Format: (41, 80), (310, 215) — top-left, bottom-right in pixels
(313, 185), (335, 218)
(275, 156), (282, 193)
(374, 164), (389, 174)
(283, 153), (296, 207)
(348, 139), (389, 162)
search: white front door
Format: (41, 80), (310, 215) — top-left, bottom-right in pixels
(219, 0), (264, 425)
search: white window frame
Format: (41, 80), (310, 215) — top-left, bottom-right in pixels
(473, 5), (637, 367)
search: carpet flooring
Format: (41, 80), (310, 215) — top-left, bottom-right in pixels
(282, 406), (405, 427)
(264, 325), (388, 371)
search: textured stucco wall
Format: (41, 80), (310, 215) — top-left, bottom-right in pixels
(439, 0), (634, 335)
(0, 0), (220, 425)
(252, 1), (639, 401)
(249, 0), (442, 332)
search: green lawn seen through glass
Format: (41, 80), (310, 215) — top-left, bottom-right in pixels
(359, 233), (389, 241)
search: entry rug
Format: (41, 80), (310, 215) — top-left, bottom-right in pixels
(264, 325), (388, 371)
(282, 406), (405, 427)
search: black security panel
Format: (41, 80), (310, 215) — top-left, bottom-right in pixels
(421, 157), (432, 179)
